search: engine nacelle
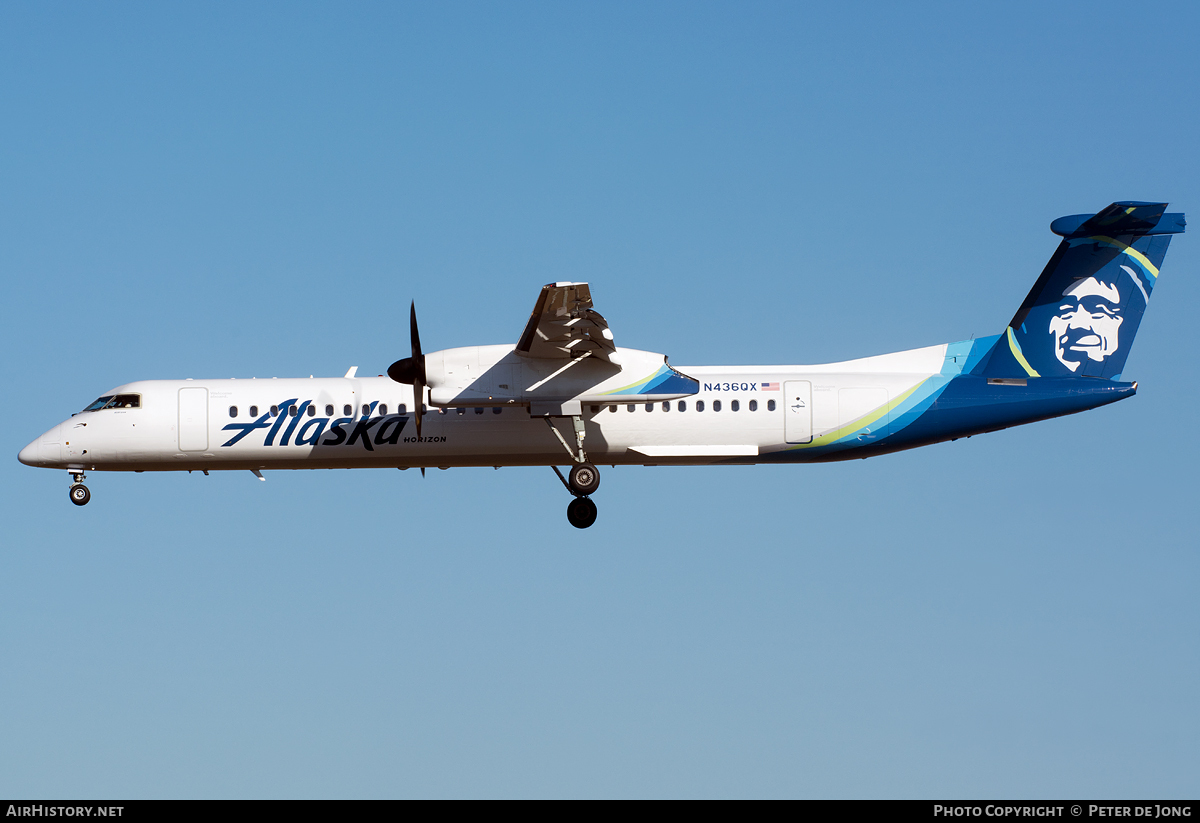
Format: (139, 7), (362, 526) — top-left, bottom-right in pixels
(425, 345), (697, 409)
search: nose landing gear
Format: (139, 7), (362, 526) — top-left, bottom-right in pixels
(68, 472), (90, 506)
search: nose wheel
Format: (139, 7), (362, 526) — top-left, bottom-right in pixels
(552, 463), (601, 529)
(69, 473), (91, 507)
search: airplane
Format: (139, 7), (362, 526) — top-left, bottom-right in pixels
(18, 201), (1184, 528)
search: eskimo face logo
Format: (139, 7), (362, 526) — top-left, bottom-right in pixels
(1048, 276), (1124, 372)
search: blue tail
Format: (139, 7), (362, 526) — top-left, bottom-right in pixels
(980, 202), (1184, 380)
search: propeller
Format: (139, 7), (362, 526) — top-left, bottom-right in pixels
(387, 301), (426, 439)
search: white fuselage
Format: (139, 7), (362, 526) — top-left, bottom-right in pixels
(20, 343), (954, 473)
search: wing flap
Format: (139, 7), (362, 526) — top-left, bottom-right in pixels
(516, 282), (617, 359)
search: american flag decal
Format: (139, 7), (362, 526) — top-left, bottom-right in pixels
(761, 382), (779, 391)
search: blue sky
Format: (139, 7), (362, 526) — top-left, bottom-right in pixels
(2, 1), (1197, 798)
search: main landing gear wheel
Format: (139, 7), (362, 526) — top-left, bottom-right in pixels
(551, 464), (601, 529)
(69, 484), (90, 506)
(567, 496), (598, 529)
(568, 462), (601, 496)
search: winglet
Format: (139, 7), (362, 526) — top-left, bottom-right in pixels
(344, 366), (358, 378)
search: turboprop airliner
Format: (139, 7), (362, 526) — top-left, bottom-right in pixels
(18, 201), (1184, 528)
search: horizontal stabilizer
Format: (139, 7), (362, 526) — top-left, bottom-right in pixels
(1051, 202), (1184, 237)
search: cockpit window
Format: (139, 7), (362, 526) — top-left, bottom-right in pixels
(83, 394), (140, 412)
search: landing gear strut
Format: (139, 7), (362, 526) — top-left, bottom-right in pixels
(69, 472), (90, 506)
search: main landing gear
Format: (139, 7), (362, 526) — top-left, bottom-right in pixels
(554, 463), (601, 528)
(69, 472), (90, 506)
(544, 415), (602, 529)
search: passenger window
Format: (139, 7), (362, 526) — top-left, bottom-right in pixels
(475, 407), (484, 415)
(609, 405), (617, 413)
(697, 400), (705, 412)
(362, 404), (370, 416)
(456, 407), (465, 415)
(713, 400), (721, 412)
(662, 402), (670, 412)
(749, 399), (757, 412)
(399, 404), (407, 414)
(325, 404), (334, 417)
(731, 400), (739, 411)
(492, 407), (501, 414)
(249, 405), (259, 417)
(678, 401), (686, 412)
(344, 404), (352, 416)
(645, 403), (653, 412)
(768, 399), (776, 411)
(270, 405), (279, 417)
(307, 405), (316, 417)
(627, 404), (635, 413)
(289, 405), (298, 417)
(590, 405), (600, 413)
(379, 404), (388, 416)
(229, 406), (237, 418)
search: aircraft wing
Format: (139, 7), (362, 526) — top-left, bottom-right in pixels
(515, 282), (617, 359)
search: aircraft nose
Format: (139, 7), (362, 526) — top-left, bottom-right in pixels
(18, 439), (38, 466)
(18, 423), (62, 467)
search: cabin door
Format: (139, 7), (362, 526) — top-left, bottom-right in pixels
(783, 380), (812, 444)
(178, 387), (209, 451)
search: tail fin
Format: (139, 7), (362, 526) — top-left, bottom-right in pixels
(981, 201), (1185, 380)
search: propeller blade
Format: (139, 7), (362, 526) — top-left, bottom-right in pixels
(409, 301), (423, 375)
(386, 301), (426, 439)
(413, 383), (423, 439)
(411, 301), (424, 438)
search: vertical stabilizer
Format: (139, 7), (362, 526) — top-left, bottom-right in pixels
(982, 202), (1184, 380)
